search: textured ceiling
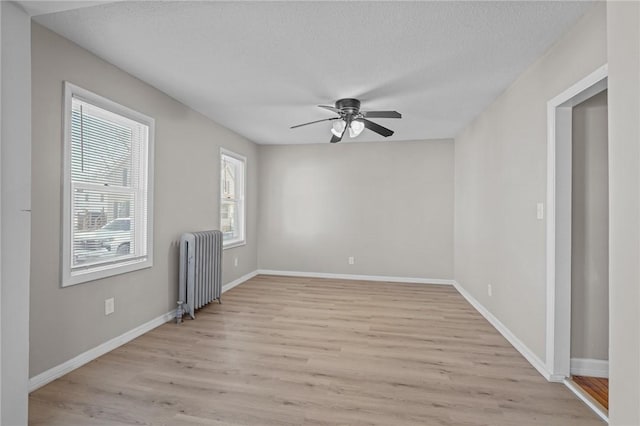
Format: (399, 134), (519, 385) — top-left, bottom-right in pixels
(17, 1), (119, 17)
(34, 1), (594, 145)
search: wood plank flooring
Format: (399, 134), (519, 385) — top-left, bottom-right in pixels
(29, 275), (604, 425)
(573, 376), (608, 410)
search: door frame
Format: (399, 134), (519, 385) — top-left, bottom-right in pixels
(545, 64), (608, 380)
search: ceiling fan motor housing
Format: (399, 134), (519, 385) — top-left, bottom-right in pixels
(335, 98), (361, 115)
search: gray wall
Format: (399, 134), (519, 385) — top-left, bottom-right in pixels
(1, 2), (31, 424)
(571, 91), (608, 361)
(258, 140), (454, 280)
(454, 3), (606, 361)
(607, 2), (640, 424)
(23, 2), (640, 424)
(30, 24), (258, 377)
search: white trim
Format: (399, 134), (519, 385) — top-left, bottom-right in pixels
(546, 65), (608, 379)
(61, 81), (155, 287)
(220, 147), (247, 164)
(546, 91), (558, 375)
(570, 358), (609, 378)
(257, 269), (454, 285)
(64, 82), (155, 125)
(222, 270), (258, 293)
(223, 241), (246, 250)
(453, 281), (563, 382)
(220, 147), (246, 249)
(564, 379), (609, 423)
(29, 310), (175, 392)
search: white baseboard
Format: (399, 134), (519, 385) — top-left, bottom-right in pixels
(29, 270), (259, 393)
(452, 281), (558, 382)
(564, 378), (609, 422)
(571, 358), (609, 378)
(256, 269), (454, 286)
(222, 270), (259, 293)
(29, 310), (176, 392)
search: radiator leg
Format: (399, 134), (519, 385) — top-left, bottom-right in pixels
(218, 297), (222, 304)
(176, 301), (184, 324)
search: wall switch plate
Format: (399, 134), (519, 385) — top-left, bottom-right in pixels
(348, 256), (355, 265)
(105, 297), (115, 316)
(536, 202), (544, 220)
(234, 257), (238, 267)
(487, 285), (493, 297)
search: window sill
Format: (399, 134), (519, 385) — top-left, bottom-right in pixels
(62, 256), (152, 287)
(223, 240), (246, 250)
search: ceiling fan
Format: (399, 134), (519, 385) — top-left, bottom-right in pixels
(290, 98), (402, 143)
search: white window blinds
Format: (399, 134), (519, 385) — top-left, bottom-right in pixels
(62, 83), (154, 286)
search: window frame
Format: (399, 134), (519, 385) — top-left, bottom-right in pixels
(220, 148), (246, 249)
(61, 82), (155, 287)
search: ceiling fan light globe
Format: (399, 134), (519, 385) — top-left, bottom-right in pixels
(331, 119), (346, 137)
(349, 120), (365, 138)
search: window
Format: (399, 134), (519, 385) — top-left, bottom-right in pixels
(62, 82), (154, 287)
(220, 149), (246, 248)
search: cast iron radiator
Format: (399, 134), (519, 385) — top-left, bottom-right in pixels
(178, 230), (222, 321)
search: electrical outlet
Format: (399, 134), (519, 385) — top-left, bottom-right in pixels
(105, 297), (115, 315)
(348, 256), (355, 265)
(234, 257), (238, 267)
(487, 285), (493, 297)
(537, 202), (544, 220)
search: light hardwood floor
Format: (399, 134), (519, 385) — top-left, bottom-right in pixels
(573, 376), (609, 411)
(29, 275), (603, 425)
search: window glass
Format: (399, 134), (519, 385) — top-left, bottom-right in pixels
(220, 150), (245, 247)
(62, 83), (154, 286)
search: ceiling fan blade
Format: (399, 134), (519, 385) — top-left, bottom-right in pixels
(290, 117), (339, 129)
(362, 111), (402, 119)
(330, 117), (350, 143)
(318, 105), (341, 114)
(362, 118), (394, 137)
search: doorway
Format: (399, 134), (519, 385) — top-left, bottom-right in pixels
(545, 65), (609, 422)
(570, 89), (609, 413)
